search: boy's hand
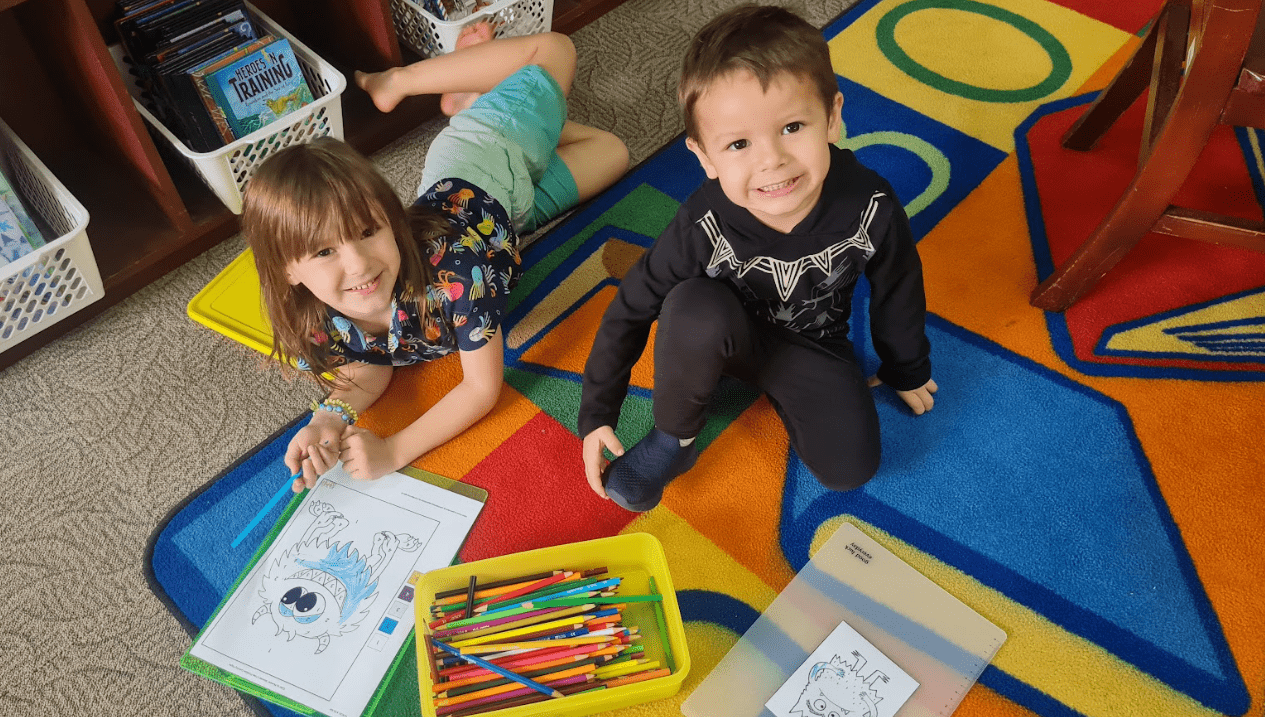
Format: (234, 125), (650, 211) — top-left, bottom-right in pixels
(582, 427), (625, 500)
(868, 376), (938, 415)
(340, 424), (398, 482)
(286, 412), (347, 492)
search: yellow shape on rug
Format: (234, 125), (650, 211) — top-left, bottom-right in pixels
(829, 0), (1130, 151)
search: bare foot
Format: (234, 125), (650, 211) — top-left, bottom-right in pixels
(355, 68), (406, 113)
(440, 21), (496, 116)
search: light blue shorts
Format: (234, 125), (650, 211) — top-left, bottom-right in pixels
(419, 64), (579, 234)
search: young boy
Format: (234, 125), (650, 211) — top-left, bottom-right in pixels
(578, 4), (936, 512)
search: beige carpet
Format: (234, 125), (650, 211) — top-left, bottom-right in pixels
(0, 1), (855, 714)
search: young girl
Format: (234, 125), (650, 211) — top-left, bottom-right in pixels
(242, 32), (628, 492)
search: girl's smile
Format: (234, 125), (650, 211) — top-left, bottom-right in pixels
(286, 220), (402, 333)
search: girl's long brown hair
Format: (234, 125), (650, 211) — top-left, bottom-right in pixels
(241, 137), (455, 391)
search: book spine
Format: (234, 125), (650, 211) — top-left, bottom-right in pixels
(192, 72), (238, 144)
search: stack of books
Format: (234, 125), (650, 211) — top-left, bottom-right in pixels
(116, 0), (315, 152)
(0, 168), (45, 267)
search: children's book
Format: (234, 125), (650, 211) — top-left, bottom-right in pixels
(0, 194), (35, 267)
(202, 36), (314, 140)
(183, 465), (486, 717)
(763, 619), (920, 717)
(189, 35), (275, 145)
(0, 167), (44, 251)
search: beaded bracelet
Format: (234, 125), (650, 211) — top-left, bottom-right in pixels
(311, 397), (358, 425)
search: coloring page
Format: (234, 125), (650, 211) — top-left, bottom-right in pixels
(765, 619), (920, 717)
(190, 465), (482, 717)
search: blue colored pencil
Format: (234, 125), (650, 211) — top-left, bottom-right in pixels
(231, 472), (302, 548)
(431, 637), (565, 699)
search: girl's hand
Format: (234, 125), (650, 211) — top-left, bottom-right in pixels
(340, 424), (399, 481)
(286, 412), (346, 492)
(582, 426), (625, 500)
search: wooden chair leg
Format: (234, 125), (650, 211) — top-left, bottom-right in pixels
(1140, 2), (1190, 164)
(1031, 110), (1224, 312)
(1062, 12), (1162, 151)
(1033, 0), (1251, 312)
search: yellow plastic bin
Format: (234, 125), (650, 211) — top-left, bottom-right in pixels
(414, 533), (690, 716)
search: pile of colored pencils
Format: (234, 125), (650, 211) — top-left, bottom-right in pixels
(422, 567), (671, 716)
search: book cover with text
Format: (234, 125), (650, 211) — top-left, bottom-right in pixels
(204, 37), (314, 140)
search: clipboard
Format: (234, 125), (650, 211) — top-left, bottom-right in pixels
(180, 466), (487, 716)
(682, 520), (1006, 717)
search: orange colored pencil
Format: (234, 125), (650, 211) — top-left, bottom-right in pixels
(602, 667), (671, 688)
(435, 664), (596, 707)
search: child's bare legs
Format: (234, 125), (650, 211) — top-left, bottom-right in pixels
(556, 121), (630, 202)
(440, 22), (496, 116)
(355, 32), (577, 114)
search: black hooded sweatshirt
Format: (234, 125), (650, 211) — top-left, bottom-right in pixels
(578, 145), (931, 437)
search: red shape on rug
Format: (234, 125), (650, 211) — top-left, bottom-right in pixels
(1052, 0), (1158, 33)
(1026, 94), (1265, 373)
(457, 411), (640, 562)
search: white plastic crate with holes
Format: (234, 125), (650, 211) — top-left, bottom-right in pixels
(390, 0), (553, 59)
(109, 2), (346, 214)
(0, 118), (99, 354)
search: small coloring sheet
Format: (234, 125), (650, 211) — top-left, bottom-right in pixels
(764, 620), (919, 717)
(189, 465), (483, 717)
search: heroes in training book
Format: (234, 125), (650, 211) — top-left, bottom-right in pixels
(203, 37), (314, 140)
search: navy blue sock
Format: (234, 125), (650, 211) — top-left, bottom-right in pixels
(602, 428), (698, 512)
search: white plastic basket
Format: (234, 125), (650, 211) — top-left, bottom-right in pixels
(110, 3), (346, 214)
(0, 118), (100, 354)
(390, 0), (552, 59)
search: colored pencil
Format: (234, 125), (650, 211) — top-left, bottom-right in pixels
(433, 572), (571, 608)
(455, 636), (617, 654)
(434, 674), (593, 714)
(431, 572), (587, 618)
(649, 576), (676, 672)
(423, 635), (443, 687)
(434, 571), (558, 600)
(431, 639), (564, 700)
(231, 472), (301, 548)
(450, 614), (608, 647)
(435, 605), (597, 642)
(436, 662), (597, 701)
(476, 570), (576, 607)
(463, 576), (477, 619)
(442, 682), (603, 717)
(594, 659), (659, 679)
(476, 578), (622, 615)
(601, 667), (671, 688)
(508, 595), (661, 610)
(440, 643), (619, 680)
(434, 656), (606, 694)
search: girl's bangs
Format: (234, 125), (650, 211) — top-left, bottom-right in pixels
(280, 176), (385, 262)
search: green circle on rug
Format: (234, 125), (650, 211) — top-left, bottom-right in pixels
(875, 0), (1073, 103)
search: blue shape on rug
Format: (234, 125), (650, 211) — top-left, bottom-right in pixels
(779, 312), (1246, 712)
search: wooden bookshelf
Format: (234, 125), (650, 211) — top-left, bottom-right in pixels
(0, 0), (623, 370)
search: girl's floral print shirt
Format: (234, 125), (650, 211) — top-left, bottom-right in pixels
(307, 178), (521, 369)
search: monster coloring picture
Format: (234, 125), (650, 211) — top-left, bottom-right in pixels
(765, 620), (920, 717)
(188, 464), (484, 717)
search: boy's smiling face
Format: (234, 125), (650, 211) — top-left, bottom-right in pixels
(686, 69), (843, 233)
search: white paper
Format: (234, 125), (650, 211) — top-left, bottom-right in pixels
(189, 465), (483, 717)
(764, 619), (920, 717)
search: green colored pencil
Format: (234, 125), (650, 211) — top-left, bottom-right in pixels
(648, 576), (675, 673)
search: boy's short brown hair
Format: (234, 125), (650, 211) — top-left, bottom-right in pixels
(679, 4), (838, 144)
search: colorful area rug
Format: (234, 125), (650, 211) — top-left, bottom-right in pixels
(151, 1), (1265, 716)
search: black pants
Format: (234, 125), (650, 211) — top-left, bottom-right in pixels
(653, 278), (881, 491)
